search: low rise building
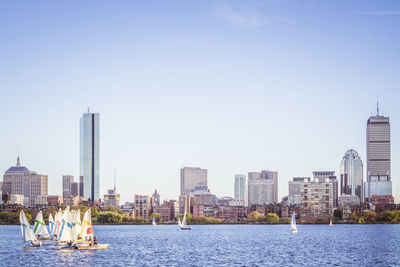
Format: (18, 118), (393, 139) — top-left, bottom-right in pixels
(134, 195), (153, 220)
(370, 194), (395, 212)
(10, 194), (29, 206)
(47, 195), (63, 206)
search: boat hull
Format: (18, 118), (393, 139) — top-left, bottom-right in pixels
(78, 244), (110, 250)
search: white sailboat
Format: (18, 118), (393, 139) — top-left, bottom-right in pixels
(177, 218), (182, 227)
(33, 211), (50, 239)
(77, 208), (110, 250)
(58, 206), (75, 243)
(180, 196), (192, 230)
(291, 212), (297, 234)
(152, 217), (156, 227)
(20, 210), (41, 247)
(329, 218), (333, 227)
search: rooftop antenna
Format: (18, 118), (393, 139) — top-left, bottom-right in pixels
(377, 98), (380, 116)
(114, 170), (116, 193)
(87, 107), (90, 113)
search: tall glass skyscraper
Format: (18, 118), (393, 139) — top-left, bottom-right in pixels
(340, 149), (363, 202)
(365, 104), (391, 201)
(234, 174), (247, 205)
(80, 110), (100, 201)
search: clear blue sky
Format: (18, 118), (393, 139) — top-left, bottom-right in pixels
(0, 0), (399, 203)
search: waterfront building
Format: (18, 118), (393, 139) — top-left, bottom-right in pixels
(134, 195), (153, 219)
(80, 109), (100, 201)
(180, 167), (207, 196)
(2, 157), (48, 206)
(217, 206), (247, 222)
(313, 171), (338, 207)
(153, 189), (160, 207)
(248, 170), (278, 205)
(234, 174), (247, 205)
(340, 150), (363, 202)
(63, 196), (84, 206)
(154, 200), (178, 221)
(62, 175), (74, 198)
(299, 180), (333, 218)
(365, 105), (391, 201)
(369, 194), (395, 212)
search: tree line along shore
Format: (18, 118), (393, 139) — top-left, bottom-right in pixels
(1, 206), (400, 225)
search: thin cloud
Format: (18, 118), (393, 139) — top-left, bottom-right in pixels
(355, 11), (400, 15)
(215, 5), (261, 27)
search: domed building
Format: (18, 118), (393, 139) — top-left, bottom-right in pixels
(2, 156), (48, 206)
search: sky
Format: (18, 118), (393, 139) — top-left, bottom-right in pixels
(0, 0), (399, 203)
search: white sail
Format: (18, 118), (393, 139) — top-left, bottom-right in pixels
(329, 218), (333, 226)
(49, 214), (55, 236)
(178, 218), (181, 227)
(20, 210), (39, 245)
(55, 208), (63, 237)
(33, 211), (50, 238)
(152, 217), (156, 226)
(58, 206), (75, 242)
(182, 212), (187, 227)
(291, 212), (297, 233)
(75, 210), (82, 238)
(80, 209), (94, 240)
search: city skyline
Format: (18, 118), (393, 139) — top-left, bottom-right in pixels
(0, 1), (399, 203)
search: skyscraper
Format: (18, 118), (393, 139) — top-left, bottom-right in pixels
(234, 174), (246, 203)
(62, 175), (74, 198)
(340, 149), (363, 202)
(180, 167), (207, 196)
(80, 109), (100, 201)
(247, 170), (278, 205)
(365, 103), (391, 201)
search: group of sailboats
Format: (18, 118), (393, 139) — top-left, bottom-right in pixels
(19, 207), (109, 250)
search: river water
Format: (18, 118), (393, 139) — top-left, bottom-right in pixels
(0, 224), (399, 266)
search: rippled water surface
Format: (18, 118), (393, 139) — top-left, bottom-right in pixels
(1, 224), (399, 266)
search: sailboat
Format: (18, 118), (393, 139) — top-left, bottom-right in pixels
(180, 196), (192, 230)
(291, 212), (297, 234)
(329, 218), (333, 227)
(20, 210), (41, 247)
(177, 218), (182, 227)
(33, 211), (50, 240)
(77, 209), (110, 250)
(152, 217), (156, 227)
(58, 206), (75, 243)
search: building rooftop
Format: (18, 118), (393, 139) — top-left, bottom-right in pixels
(5, 157), (30, 174)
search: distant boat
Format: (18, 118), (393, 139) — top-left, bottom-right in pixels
(329, 218), (333, 227)
(180, 195), (192, 230)
(177, 218), (182, 227)
(291, 212), (297, 234)
(20, 210), (41, 247)
(152, 217), (156, 227)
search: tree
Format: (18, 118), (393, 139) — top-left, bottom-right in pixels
(265, 213), (279, 224)
(247, 211), (265, 221)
